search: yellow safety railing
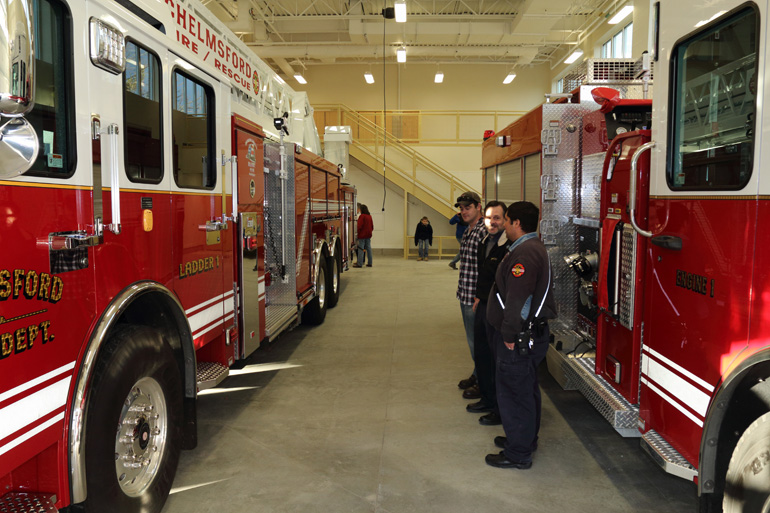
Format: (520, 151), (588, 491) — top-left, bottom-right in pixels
(315, 106), (525, 146)
(404, 235), (460, 260)
(316, 104), (478, 218)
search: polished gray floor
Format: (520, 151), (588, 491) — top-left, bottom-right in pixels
(162, 255), (697, 513)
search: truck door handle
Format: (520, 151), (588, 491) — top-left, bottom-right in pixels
(629, 141), (655, 238)
(651, 235), (682, 251)
(199, 220), (229, 232)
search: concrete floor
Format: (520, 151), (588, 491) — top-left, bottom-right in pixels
(162, 255), (698, 513)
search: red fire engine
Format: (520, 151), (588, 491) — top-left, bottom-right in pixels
(0, 0), (353, 511)
(483, 1), (770, 510)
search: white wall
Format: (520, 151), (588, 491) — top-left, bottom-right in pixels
(349, 158), (456, 250)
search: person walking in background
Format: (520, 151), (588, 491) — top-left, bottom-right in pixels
(354, 204), (374, 268)
(448, 212), (467, 270)
(414, 216), (433, 261)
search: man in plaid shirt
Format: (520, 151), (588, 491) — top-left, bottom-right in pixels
(455, 191), (487, 398)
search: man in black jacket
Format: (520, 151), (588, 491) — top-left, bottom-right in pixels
(465, 201), (510, 427)
(486, 201), (557, 469)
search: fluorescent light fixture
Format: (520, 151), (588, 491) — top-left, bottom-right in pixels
(364, 71), (375, 84)
(564, 49), (584, 64)
(503, 72), (516, 84)
(608, 5), (634, 24)
(434, 71), (444, 83)
(397, 46), (406, 63)
(394, 0), (407, 22)
(294, 73), (307, 84)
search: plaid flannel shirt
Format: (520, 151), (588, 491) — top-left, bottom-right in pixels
(456, 217), (487, 305)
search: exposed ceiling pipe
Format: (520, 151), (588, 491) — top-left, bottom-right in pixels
(250, 44), (540, 62)
(273, 57), (297, 78)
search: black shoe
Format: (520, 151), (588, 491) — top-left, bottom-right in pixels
(366, 264), (372, 267)
(485, 451), (532, 469)
(449, 262), (457, 270)
(462, 385), (481, 399)
(494, 436), (506, 449)
(457, 375), (476, 390)
(466, 401), (494, 413)
(479, 412), (502, 425)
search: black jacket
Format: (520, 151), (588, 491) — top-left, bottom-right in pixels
(487, 235), (557, 342)
(475, 231), (511, 304)
(414, 222), (433, 245)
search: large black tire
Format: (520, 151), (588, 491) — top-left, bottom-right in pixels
(302, 262), (327, 325)
(81, 325), (182, 513)
(327, 252), (341, 308)
(723, 411), (770, 512)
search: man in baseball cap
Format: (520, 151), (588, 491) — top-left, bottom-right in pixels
(455, 191), (481, 208)
(454, 190), (486, 400)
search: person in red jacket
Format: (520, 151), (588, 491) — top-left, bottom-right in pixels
(354, 203), (374, 267)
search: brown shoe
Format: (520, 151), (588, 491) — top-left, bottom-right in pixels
(352, 263), (362, 268)
(458, 375), (476, 389)
(462, 385), (481, 399)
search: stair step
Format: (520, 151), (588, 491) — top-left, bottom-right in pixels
(196, 361), (229, 392)
(641, 429), (697, 481)
(547, 344), (640, 437)
(0, 492), (57, 512)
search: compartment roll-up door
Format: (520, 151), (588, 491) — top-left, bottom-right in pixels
(484, 167), (496, 202)
(523, 153), (541, 203)
(497, 158), (522, 206)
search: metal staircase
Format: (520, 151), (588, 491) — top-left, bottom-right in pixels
(317, 104), (478, 219)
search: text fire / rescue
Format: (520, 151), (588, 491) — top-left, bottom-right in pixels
(0, 269), (61, 359)
(675, 269), (714, 297)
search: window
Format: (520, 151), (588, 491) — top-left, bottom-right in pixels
(668, 8), (757, 190)
(124, 41), (162, 183)
(172, 71), (215, 189)
(27, 0), (74, 178)
(601, 22), (633, 58)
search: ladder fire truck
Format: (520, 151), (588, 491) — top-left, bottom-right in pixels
(483, 0), (769, 510)
(0, 0), (354, 511)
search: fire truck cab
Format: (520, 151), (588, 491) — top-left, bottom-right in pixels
(0, 0), (352, 511)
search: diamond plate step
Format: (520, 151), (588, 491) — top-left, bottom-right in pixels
(547, 344), (640, 437)
(641, 429), (697, 481)
(196, 361), (229, 392)
(0, 493), (57, 512)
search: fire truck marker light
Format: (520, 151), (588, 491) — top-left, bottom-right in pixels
(143, 210), (153, 232)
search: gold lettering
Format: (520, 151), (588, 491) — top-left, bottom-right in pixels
(0, 332), (12, 358)
(49, 276), (63, 303)
(38, 273), (51, 301)
(24, 270), (39, 299)
(27, 324), (38, 349)
(185, 262), (192, 276)
(0, 269), (10, 300)
(13, 269), (24, 299)
(179, 264), (186, 279)
(14, 327), (27, 353)
(39, 320), (52, 344)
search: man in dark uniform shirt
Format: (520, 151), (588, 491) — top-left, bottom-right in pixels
(466, 201), (510, 426)
(486, 201), (557, 469)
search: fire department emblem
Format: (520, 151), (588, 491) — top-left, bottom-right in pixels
(253, 71), (260, 95)
(249, 179), (256, 198)
(511, 263), (525, 277)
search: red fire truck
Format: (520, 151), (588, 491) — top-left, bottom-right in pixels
(0, 0), (353, 511)
(484, 0), (770, 510)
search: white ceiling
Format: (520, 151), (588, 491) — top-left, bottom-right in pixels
(201, 0), (619, 78)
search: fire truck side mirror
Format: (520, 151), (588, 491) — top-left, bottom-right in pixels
(0, 0), (39, 178)
(0, 0), (35, 117)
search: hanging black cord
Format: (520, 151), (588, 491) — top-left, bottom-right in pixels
(381, 14), (387, 211)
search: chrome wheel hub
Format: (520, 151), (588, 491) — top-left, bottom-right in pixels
(114, 377), (168, 497)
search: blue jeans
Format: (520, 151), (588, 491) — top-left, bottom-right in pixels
(357, 238), (372, 265)
(460, 302), (476, 375)
(417, 239), (429, 258)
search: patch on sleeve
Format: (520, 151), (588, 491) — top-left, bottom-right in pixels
(511, 263), (525, 277)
